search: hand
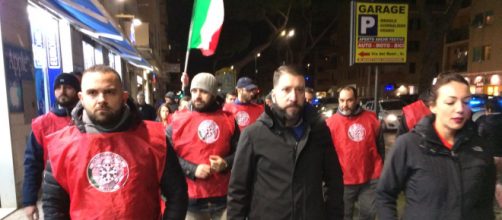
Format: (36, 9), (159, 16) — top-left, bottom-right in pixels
(24, 205), (39, 220)
(181, 72), (189, 88)
(209, 155), (228, 173)
(195, 164), (211, 179)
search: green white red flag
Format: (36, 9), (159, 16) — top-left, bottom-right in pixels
(188, 0), (224, 56)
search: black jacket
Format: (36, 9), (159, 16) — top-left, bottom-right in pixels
(42, 98), (188, 220)
(477, 113), (502, 157)
(227, 104), (344, 220)
(377, 115), (495, 220)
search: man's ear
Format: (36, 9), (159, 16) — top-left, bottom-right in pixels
(78, 91), (83, 101)
(122, 91), (129, 102)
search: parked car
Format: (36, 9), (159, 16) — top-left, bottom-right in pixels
(315, 97), (338, 118)
(364, 99), (405, 131)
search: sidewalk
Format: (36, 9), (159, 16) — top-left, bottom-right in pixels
(1, 203), (42, 220)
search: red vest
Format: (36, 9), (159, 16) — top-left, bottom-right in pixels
(223, 103), (264, 130)
(326, 111), (383, 185)
(31, 112), (71, 162)
(171, 110), (235, 199)
(403, 100), (431, 131)
(46, 121), (167, 219)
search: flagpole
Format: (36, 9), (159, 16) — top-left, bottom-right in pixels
(183, 0), (198, 74)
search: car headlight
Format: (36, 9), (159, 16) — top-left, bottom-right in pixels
(322, 109), (333, 118)
(386, 114), (398, 122)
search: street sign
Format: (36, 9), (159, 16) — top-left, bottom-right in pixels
(350, 2), (408, 64)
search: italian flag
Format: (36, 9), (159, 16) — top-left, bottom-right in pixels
(188, 0), (224, 56)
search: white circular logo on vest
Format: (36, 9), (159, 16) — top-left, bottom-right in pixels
(348, 123), (366, 142)
(198, 120), (220, 144)
(235, 111), (250, 126)
(87, 152), (129, 192)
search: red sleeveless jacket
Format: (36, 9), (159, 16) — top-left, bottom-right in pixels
(46, 121), (167, 219)
(31, 111), (71, 162)
(326, 111), (383, 185)
(171, 110), (235, 199)
(403, 100), (431, 131)
(223, 103), (264, 130)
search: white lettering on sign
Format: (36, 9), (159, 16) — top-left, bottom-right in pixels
(361, 16), (376, 35)
(6, 49), (31, 79)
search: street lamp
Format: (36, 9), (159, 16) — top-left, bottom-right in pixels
(279, 28), (295, 63)
(255, 53), (261, 74)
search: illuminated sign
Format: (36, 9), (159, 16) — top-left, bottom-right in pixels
(350, 2), (408, 64)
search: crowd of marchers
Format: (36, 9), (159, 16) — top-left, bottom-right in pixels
(21, 64), (501, 220)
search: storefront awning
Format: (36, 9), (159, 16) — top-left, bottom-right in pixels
(36, 0), (151, 69)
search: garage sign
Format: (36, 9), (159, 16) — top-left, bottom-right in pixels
(350, 2), (408, 64)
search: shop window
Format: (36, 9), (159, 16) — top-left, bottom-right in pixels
(483, 45), (491, 60)
(485, 11), (494, 25)
(472, 11), (494, 28)
(472, 13), (484, 28)
(472, 47), (483, 62)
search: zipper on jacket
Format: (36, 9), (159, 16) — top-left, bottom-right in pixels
(292, 141), (299, 220)
(451, 150), (464, 218)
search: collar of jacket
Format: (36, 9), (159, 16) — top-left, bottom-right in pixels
(51, 105), (72, 117)
(413, 114), (475, 155)
(336, 104), (363, 117)
(71, 97), (142, 133)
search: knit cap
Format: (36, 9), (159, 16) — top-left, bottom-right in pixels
(190, 72), (217, 96)
(54, 73), (81, 92)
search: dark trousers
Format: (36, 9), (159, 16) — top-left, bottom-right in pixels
(344, 180), (377, 220)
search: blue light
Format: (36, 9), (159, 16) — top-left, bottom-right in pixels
(384, 83), (395, 91)
(312, 98), (320, 105)
(469, 100), (482, 105)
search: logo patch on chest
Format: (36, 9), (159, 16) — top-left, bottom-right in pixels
(235, 111), (250, 126)
(87, 152), (129, 192)
(198, 120), (220, 144)
(348, 123), (366, 142)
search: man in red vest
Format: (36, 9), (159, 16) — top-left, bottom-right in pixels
(22, 73), (80, 220)
(223, 77), (264, 131)
(42, 65), (188, 220)
(169, 72), (239, 220)
(325, 86), (385, 220)
(396, 90), (432, 136)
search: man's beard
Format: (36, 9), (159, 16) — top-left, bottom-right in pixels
(272, 102), (303, 126)
(338, 105), (358, 116)
(57, 95), (78, 108)
(192, 97), (214, 112)
(86, 105), (124, 128)
(339, 107), (353, 116)
(240, 93), (252, 103)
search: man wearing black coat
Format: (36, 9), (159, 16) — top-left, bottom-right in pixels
(227, 65), (344, 220)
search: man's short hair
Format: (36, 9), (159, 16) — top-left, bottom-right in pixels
(339, 86), (358, 99)
(305, 87), (314, 95)
(273, 65), (305, 87)
(82, 65), (123, 85)
(226, 91), (237, 97)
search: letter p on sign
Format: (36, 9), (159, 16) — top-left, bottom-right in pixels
(359, 15), (377, 36)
